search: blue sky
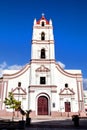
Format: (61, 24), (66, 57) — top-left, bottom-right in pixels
(0, 0), (87, 89)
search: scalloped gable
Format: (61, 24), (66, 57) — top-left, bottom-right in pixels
(59, 87), (75, 95)
(3, 63), (30, 79)
(36, 65), (50, 72)
(56, 63), (82, 78)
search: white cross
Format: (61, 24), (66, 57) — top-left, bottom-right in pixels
(42, 13), (45, 17)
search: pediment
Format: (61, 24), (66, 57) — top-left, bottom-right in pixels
(12, 87), (27, 95)
(36, 65), (50, 72)
(59, 87), (75, 95)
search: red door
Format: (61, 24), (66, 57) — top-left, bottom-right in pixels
(38, 96), (48, 115)
(65, 102), (71, 112)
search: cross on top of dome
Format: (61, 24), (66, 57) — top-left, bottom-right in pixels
(42, 13), (45, 17)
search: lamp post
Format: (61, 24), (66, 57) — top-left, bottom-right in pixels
(17, 82), (21, 117)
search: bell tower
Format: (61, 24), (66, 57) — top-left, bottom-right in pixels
(31, 14), (55, 61)
(29, 14), (56, 115)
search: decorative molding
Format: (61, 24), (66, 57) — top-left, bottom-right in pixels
(29, 85), (57, 88)
(34, 26), (53, 29)
(29, 90), (35, 93)
(12, 87), (27, 95)
(51, 90), (57, 93)
(59, 87), (75, 95)
(36, 65), (50, 72)
(3, 64), (30, 79)
(31, 59), (55, 64)
(56, 63), (82, 78)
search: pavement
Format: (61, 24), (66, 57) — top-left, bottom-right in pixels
(27, 117), (87, 130)
(0, 116), (87, 130)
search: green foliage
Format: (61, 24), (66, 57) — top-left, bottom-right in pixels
(4, 92), (21, 109)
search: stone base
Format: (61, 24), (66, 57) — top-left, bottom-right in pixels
(0, 110), (22, 119)
(30, 111), (82, 118)
(0, 110), (87, 118)
(79, 111), (87, 117)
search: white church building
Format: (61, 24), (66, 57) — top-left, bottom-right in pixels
(0, 15), (85, 117)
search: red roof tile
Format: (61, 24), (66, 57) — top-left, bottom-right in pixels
(37, 15), (49, 24)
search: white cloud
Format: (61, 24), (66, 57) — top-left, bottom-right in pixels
(0, 61), (7, 77)
(57, 61), (65, 69)
(0, 61), (7, 69)
(8, 64), (23, 70)
(0, 61), (23, 77)
(83, 78), (87, 90)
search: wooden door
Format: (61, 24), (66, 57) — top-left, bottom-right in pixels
(65, 102), (71, 112)
(38, 96), (48, 115)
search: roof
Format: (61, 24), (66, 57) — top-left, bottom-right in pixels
(36, 14), (49, 25)
(65, 69), (82, 74)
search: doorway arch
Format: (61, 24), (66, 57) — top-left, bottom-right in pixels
(37, 96), (48, 115)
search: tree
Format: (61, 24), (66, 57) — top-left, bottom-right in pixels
(4, 92), (21, 121)
(18, 106), (26, 120)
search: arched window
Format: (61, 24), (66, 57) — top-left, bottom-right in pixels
(41, 32), (45, 40)
(65, 83), (68, 88)
(41, 22), (44, 26)
(41, 49), (45, 59)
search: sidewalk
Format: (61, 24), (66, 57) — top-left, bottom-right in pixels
(0, 116), (87, 130)
(26, 118), (87, 130)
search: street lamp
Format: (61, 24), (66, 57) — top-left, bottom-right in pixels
(17, 82), (21, 117)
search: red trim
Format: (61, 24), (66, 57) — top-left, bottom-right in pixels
(34, 26), (52, 29)
(32, 40), (54, 44)
(59, 87), (75, 95)
(12, 87), (27, 95)
(29, 85), (57, 88)
(36, 65), (50, 72)
(77, 81), (80, 111)
(56, 63), (82, 78)
(31, 59), (55, 64)
(3, 64), (30, 79)
(51, 90), (57, 93)
(36, 92), (50, 99)
(29, 90), (35, 93)
(36, 16), (49, 25)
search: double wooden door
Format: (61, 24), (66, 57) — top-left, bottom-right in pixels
(38, 96), (48, 115)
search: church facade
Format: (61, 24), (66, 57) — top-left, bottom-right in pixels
(0, 15), (85, 117)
